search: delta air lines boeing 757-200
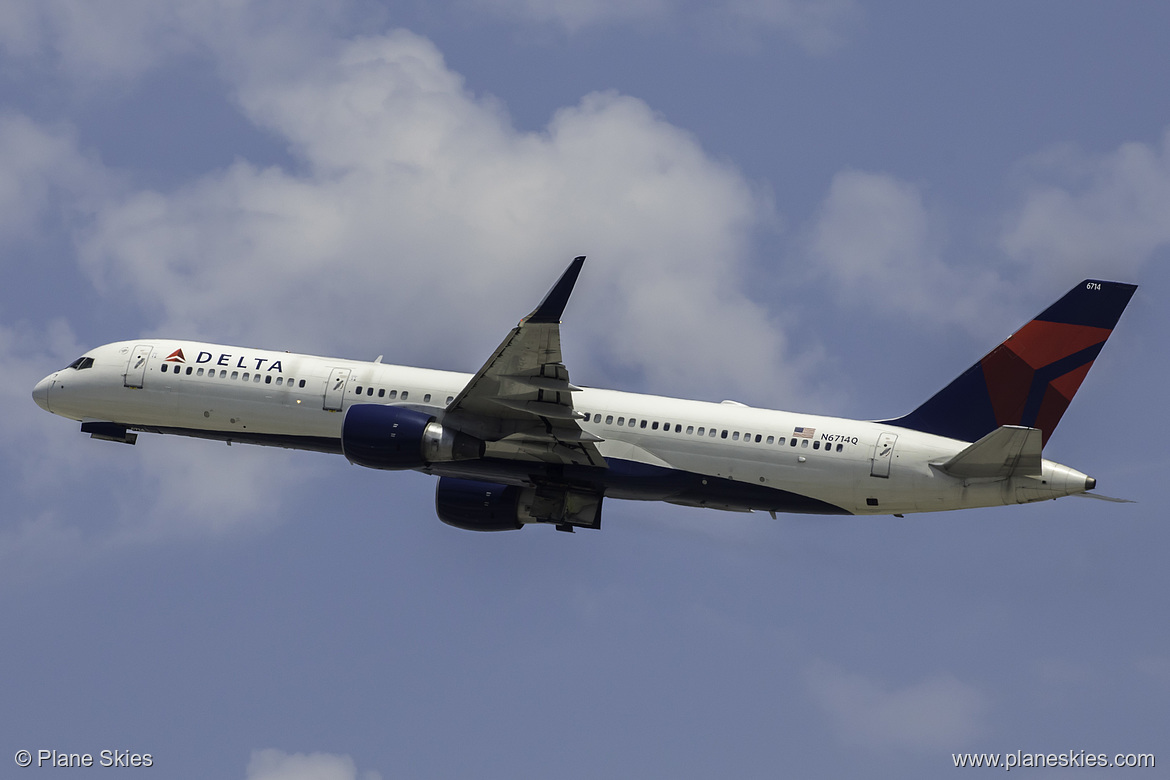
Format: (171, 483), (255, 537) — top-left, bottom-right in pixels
(33, 258), (1136, 532)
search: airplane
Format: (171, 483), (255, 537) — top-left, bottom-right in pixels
(32, 257), (1136, 532)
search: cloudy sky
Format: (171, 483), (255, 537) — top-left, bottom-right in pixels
(2, 1), (1168, 777)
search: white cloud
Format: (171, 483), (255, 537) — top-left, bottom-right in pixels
(805, 660), (989, 750)
(1002, 129), (1170, 281)
(806, 169), (1007, 334)
(0, 0), (347, 87)
(470, 0), (862, 53)
(78, 29), (797, 405)
(246, 749), (381, 780)
(470, 0), (668, 33)
(0, 0), (191, 83)
(0, 113), (110, 245)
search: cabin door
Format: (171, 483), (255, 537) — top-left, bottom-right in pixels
(870, 432), (898, 478)
(324, 367), (351, 411)
(124, 344), (152, 388)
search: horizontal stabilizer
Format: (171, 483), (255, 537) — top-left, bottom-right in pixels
(937, 425), (1042, 479)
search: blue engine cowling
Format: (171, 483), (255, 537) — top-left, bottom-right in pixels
(435, 477), (525, 532)
(342, 404), (484, 470)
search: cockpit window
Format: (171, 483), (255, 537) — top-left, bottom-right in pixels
(66, 356), (95, 370)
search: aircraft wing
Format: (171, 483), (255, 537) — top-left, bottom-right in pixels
(442, 256), (606, 467)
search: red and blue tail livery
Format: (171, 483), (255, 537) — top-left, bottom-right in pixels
(33, 262), (1137, 531)
(884, 280), (1137, 447)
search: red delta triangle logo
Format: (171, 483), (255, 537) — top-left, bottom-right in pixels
(164, 348), (186, 363)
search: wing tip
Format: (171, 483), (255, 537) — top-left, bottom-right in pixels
(525, 256), (586, 324)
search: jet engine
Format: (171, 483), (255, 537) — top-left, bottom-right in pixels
(434, 477), (527, 531)
(435, 476), (604, 532)
(341, 404), (484, 470)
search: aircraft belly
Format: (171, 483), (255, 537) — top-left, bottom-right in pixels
(429, 456), (851, 515)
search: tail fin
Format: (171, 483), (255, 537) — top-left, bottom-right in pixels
(883, 280), (1137, 445)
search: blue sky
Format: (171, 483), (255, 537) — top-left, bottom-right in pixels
(2, 2), (1168, 777)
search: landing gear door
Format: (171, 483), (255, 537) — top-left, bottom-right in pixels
(124, 344), (152, 388)
(870, 432), (898, 478)
(324, 367), (351, 411)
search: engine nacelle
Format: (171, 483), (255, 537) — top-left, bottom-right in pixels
(342, 404), (484, 470)
(434, 476), (604, 532)
(435, 477), (526, 532)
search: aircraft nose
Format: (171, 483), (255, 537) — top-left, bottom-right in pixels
(32, 374), (53, 413)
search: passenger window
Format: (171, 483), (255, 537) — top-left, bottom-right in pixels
(275, 376), (283, 385)
(446, 396), (453, 404)
(778, 437), (785, 446)
(640, 419), (647, 429)
(836, 443), (843, 452)
(231, 371), (239, 380)
(675, 424), (682, 433)
(755, 434), (762, 443)
(400, 391), (408, 399)
(378, 388), (385, 398)
(299, 380), (306, 388)
(220, 370), (227, 379)
(197, 368), (204, 376)
(243, 372), (250, 381)
(582, 413), (591, 422)
(161, 364), (168, 373)
(766, 435), (774, 444)
(368, 387), (375, 396)
(697, 427), (705, 436)
(732, 432), (740, 441)
(617, 417), (625, 425)
(686, 426), (694, 434)
(813, 440), (820, 450)
(801, 439), (809, 448)
(355, 385), (363, 394)
(254, 374), (262, 383)
(652, 421), (659, 430)
(423, 393), (431, 402)
(790, 438), (797, 447)
(721, 430), (728, 439)
(388, 390), (397, 399)
(709, 429), (717, 437)
(265, 375), (271, 384)
(606, 415), (614, 424)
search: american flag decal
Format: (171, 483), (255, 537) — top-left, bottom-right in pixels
(793, 426), (815, 438)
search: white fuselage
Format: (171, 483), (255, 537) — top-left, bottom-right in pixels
(33, 339), (1094, 516)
